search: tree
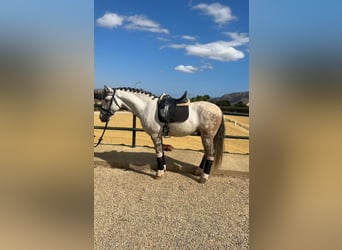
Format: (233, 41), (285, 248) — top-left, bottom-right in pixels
(203, 94), (210, 101)
(234, 101), (247, 107)
(190, 95), (211, 102)
(216, 100), (231, 107)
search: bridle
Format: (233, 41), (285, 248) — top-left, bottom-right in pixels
(94, 88), (119, 147)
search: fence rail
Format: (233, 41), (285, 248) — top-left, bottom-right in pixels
(222, 111), (249, 117)
(94, 112), (249, 148)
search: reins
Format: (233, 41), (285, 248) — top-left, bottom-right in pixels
(94, 120), (109, 147)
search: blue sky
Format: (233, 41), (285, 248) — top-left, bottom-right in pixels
(94, 0), (249, 98)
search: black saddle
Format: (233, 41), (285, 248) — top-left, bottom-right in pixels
(157, 91), (190, 137)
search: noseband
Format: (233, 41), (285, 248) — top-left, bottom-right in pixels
(100, 89), (119, 116)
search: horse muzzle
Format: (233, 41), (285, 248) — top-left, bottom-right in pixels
(100, 107), (115, 122)
(99, 113), (109, 123)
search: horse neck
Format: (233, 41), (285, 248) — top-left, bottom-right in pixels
(116, 90), (154, 117)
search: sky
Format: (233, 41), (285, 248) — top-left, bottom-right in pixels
(94, 0), (249, 98)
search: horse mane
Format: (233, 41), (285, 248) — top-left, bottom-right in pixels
(94, 89), (104, 100)
(115, 87), (158, 99)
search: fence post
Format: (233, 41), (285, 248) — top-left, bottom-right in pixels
(132, 115), (137, 148)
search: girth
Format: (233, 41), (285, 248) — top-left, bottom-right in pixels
(157, 91), (190, 137)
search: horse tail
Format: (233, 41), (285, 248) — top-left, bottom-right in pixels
(213, 114), (225, 168)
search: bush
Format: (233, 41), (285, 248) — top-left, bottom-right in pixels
(190, 95), (211, 102)
(215, 100), (231, 107)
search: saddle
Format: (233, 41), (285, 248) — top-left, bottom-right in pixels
(157, 91), (190, 137)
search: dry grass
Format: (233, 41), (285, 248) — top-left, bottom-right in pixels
(94, 111), (249, 154)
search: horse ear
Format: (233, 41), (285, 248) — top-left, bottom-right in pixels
(104, 85), (114, 94)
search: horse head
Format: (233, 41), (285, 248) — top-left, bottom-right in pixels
(99, 85), (120, 122)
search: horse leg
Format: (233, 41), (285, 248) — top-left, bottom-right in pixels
(198, 135), (215, 183)
(151, 133), (166, 179)
(194, 155), (206, 176)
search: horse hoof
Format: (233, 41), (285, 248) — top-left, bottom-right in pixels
(198, 176), (207, 184)
(155, 170), (165, 180)
(198, 173), (209, 184)
(194, 168), (203, 176)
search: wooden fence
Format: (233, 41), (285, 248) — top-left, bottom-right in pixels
(94, 111), (249, 148)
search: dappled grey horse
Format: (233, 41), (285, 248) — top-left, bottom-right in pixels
(99, 86), (225, 183)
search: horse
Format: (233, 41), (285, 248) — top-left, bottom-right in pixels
(98, 85), (225, 183)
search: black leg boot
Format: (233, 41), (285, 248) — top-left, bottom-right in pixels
(198, 159), (213, 184)
(155, 154), (166, 179)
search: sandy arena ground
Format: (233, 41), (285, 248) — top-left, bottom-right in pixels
(94, 111), (249, 248)
(94, 167), (249, 249)
(94, 111), (249, 154)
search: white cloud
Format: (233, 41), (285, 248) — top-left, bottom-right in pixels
(174, 65), (199, 73)
(96, 13), (169, 34)
(163, 43), (187, 49)
(193, 2), (236, 25)
(223, 32), (249, 46)
(96, 12), (124, 29)
(157, 37), (170, 42)
(160, 43), (187, 49)
(181, 35), (196, 41)
(165, 32), (249, 61)
(200, 63), (214, 70)
(125, 15), (169, 34)
(186, 41), (244, 61)
(225, 32), (248, 40)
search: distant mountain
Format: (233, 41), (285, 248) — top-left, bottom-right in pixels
(211, 91), (249, 105)
(94, 88), (249, 106)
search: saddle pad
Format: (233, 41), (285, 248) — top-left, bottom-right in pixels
(170, 105), (189, 123)
(158, 98), (189, 123)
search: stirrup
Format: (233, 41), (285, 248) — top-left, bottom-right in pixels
(162, 124), (170, 138)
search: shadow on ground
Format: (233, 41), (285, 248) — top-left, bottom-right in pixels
(94, 150), (200, 181)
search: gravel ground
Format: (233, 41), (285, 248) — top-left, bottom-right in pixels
(94, 166), (249, 249)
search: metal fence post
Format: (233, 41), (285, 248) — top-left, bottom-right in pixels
(94, 108), (249, 148)
(132, 115), (137, 148)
